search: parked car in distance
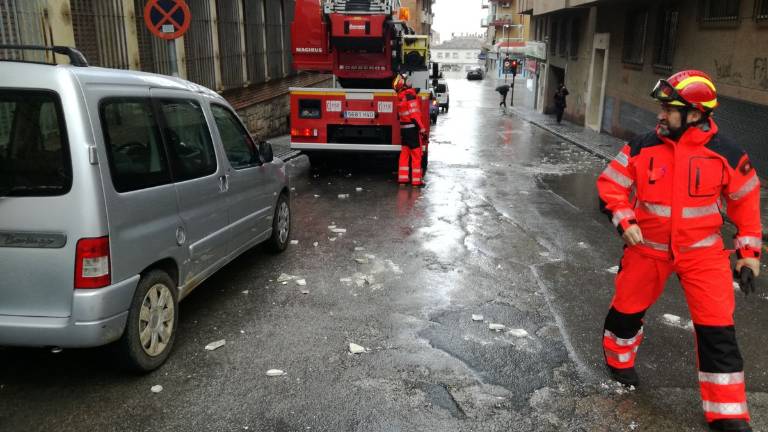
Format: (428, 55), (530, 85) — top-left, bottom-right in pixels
(467, 68), (484, 81)
(429, 89), (439, 124)
(0, 46), (292, 372)
(435, 79), (449, 112)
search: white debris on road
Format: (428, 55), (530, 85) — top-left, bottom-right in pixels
(241, 290), (249, 294)
(290, 240), (299, 245)
(539, 252), (550, 257)
(629, 421), (639, 430)
(301, 290), (310, 295)
(331, 228), (347, 234)
(354, 246), (365, 251)
(151, 385), (163, 393)
(488, 323), (506, 332)
(349, 343), (368, 354)
(277, 273), (296, 283)
(577, 242), (588, 248)
(338, 194), (350, 199)
(606, 266), (619, 274)
(328, 225), (336, 229)
(314, 194), (320, 198)
(507, 328), (529, 338)
(296, 279), (307, 286)
(472, 314), (484, 322)
(329, 237), (338, 242)
(662, 314), (682, 325)
(340, 277), (352, 284)
(205, 339), (226, 351)
(266, 369), (287, 377)
(313, 242), (319, 247)
(354, 257), (368, 264)
(355, 187), (363, 192)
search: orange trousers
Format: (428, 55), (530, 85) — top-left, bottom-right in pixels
(398, 146), (423, 186)
(603, 246), (749, 422)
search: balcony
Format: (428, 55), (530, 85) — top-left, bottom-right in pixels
(489, 14), (515, 26)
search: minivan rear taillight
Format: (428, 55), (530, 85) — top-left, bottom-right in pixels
(75, 236), (111, 289)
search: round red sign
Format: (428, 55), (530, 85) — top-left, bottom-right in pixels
(144, 0), (191, 40)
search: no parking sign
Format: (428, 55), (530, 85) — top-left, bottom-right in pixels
(144, 0), (191, 40)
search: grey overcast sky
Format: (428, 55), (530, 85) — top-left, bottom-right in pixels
(431, 0), (485, 39)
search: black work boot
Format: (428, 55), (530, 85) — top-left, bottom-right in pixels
(708, 419), (752, 432)
(608, 365), (639, 387)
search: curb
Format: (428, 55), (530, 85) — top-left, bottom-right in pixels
(508, 108), (614, 161)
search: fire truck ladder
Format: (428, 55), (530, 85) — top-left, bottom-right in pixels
(323, 0), (400, 14)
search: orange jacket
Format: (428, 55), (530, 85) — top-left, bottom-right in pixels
(397, 87), (426, 131)
(597, 118), (761, 260)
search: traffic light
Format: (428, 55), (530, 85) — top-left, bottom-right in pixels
(503, 58), (512, 74)
(511, 59), (518, 76)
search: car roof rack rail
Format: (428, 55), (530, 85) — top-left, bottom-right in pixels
(0, 45), (89, 67)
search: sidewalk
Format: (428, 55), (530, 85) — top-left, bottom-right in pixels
(506, 99), (768, 242)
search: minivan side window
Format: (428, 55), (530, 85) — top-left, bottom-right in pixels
(157, 99), (217, 181)
(210, 104), (257, 170)
(0, 90), (72, 197)
(100, 98), (171, 193)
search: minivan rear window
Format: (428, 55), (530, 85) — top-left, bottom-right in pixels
(0, 90), (72, 196)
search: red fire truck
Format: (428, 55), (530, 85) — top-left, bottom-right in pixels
(289, 0), (431, 166)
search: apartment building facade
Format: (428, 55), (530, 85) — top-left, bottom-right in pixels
(521, 0), (768, 174)
(0, 0), (330, 140)
(481, 0), (531, 78)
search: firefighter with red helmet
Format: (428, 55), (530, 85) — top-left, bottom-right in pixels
(394, 74), (427, 187)
(597, 70), (761, 432)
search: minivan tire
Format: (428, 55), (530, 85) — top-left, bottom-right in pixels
(266, 193), (291, 253)
(116, 269), (178, 372)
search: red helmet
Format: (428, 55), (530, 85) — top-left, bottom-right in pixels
(650, 70), (718, 112)
(392, 74), (409, 92)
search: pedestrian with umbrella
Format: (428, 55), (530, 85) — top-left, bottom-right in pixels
(495, 84), (510, 111)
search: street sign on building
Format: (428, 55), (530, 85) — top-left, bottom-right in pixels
(144, 0), (191, 40)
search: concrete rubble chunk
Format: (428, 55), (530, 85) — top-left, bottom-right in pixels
(606, 266), (619, 274)
(301, 290), (310, 295)
(329, 237), (337, 242)
(354, 247), (365, 251)
(340, 277), (352, 284)
(488, 323), (506, 332)
(355, 257), (368, 264)
(266, 369), (286, 377)
(328, 225), (336, 229)
(356, 187), (363, 192)
(290, 240), (299, 245)
(472, 314), (484, 322)
(205, 339), (226, 351)
(331, 228), (347, 234)
(349, 343), (368, 354)
(277, 273), (296, 283)
(313, 242), (319, 247)
(338, 194), (349, 199)
(296, 279), (307, 286)
(151, 385), (163, 393)
(241, 290), (249, 294)
(507, 328), (529, 337)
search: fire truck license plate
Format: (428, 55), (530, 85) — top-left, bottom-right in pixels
(343, 111), (375, 119)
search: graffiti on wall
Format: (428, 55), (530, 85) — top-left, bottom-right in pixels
(714, 56), (742, 85)
(754, 57), (768, 90)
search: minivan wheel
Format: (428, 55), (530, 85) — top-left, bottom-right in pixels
(267, 194), (291, 253)
(117, 269), (178, 372)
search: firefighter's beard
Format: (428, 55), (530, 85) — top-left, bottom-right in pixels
(658, 118), (686, 141)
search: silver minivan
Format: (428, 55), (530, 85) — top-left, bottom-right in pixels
(0, 47), (292, 371)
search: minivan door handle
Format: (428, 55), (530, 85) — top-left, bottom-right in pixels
(219, 175), (229, 193)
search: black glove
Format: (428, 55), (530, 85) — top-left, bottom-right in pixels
(733, 267), (755, 296)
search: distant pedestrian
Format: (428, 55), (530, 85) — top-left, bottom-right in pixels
(495, 84), (510, 110)
(554, 83), (569, 123)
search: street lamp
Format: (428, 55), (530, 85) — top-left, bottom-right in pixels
(503, 24), (510, 82)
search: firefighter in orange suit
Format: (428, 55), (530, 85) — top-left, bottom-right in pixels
(394, 74), (427, 187)
(597, 70), (761, 432)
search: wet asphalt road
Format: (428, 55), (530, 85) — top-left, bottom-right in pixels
(1, 75), (767, 432)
